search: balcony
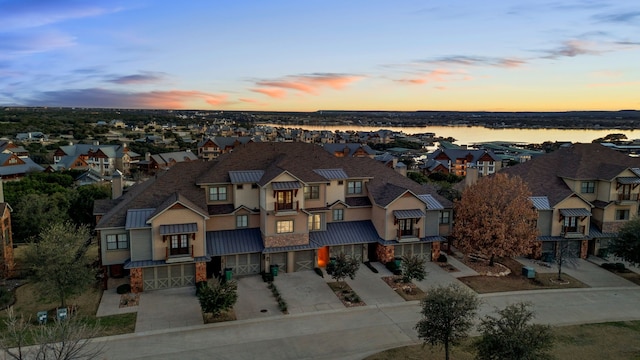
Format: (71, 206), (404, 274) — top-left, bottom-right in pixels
(397, 227), (420, 242)
(165, 245), (194, 263)
(562, 226), (586, 238)
(274, 200), (299, 215)
(617, 193), (639, 203)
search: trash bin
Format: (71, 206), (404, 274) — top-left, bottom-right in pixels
(394, 257), (402, 268)
(270, 264), (279, 277)
(522, 266), (535, 279)
(224, 268), (233, 281)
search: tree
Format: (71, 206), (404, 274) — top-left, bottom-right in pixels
(474, 302), (554, 360)
(400, 252), (427, 283)
(23, 222), (96, 308)
(67, 184), (111, 226)
(452, 173), (538, 266)
(554, 240), (579, 281)
(609, 216), (640, 266)
(197, 278), (238, 317)
(326, 252), (360, 287)
(1, 308), (105, 360)
(415, 284), (480, 360)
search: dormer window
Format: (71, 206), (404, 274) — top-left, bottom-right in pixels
(581, 181), (595, 194)
(209, 186), (227, 201)
(347, 181), (362, 195)
(304, 185), (320, 199)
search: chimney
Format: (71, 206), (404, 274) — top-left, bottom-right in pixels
(112, 170), (123, 199)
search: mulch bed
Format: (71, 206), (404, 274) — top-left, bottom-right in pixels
(437, 262), (459, 272)
(203, 309), (237, 323)
(327, 281), (366, 307)
(119, 293), (140, 308)
(381, 276), (426, 301)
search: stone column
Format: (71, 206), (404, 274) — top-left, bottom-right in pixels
(375, 243), (394, 263)
(130, 268), (143, 293)
(195, 262), (207, 283)
(431, 241), (441, 261)
(580, 240), (588, 259)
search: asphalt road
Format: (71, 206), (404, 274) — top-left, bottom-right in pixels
(98, 286), (640, 360)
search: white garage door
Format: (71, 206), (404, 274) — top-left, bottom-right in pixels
(143, 264), (195, 291)
(225, 253), (261, 276)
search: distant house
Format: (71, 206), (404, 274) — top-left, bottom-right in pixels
(15, 132), (47, 142)
(0, 141), (29, 158)
(137, 150), (199, 173)
(49, 143), (139, 176)
(0, 153), (44, 180)
(197, 136), (253, 161)
(427, 148), (501, 177)
(321, 143), (376, 158)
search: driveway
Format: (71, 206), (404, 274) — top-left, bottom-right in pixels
(135, 287), (203, 333)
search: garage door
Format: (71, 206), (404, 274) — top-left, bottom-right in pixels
(143, 264), (195, 291)
(225, 253), (261, 276)
(395, 242), (431, 259)
(294, 250), (315, 271)
(270, 252), (287, 273)
(330, 244), (363, 261)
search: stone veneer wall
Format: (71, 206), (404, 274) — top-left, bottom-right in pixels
(376, 243), (394, 263)
(263, 233), (309, 248)
(601, 221), (625, 234)
(195, 262), (207, 282)
(580, 240), (588, 259)
(431, 242), (440, 261)
(130, 268), (143, 293)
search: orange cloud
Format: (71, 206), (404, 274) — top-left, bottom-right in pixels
(251, 87), (287, 98)
(135, 90), (228, 108)
(395, 69), (469, 85)
(254, 73), (362, 97)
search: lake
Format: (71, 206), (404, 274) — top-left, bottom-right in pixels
(258, 124), (640, 145)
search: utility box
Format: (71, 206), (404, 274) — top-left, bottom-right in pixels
(57, 307), (68, 321)
(522, 266), (535, 279)
(37, 311), (48, 325)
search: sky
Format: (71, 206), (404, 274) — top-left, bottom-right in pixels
(1, 0), (639, 112)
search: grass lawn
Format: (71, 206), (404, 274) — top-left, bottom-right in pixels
(365, 320), (640, 360)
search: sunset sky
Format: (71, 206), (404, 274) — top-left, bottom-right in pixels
(1, 0), (639, 111)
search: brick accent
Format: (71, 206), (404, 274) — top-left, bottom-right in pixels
(195, 262), (207, 282)
(263, 233), (309, 248)
(580, 240), (588, 259)
(431, 242), (441, 261)
(602, 221), (625, 234)
(130, 268), (143, 293)
(376, 243), (394, 263)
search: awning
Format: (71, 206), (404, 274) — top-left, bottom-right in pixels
(393, 209), (426, 219)
(617, 177), (640, 185)
(272, 181), (302, 190)
(559, 208), (591, 217)
(160, 223), (198, 235)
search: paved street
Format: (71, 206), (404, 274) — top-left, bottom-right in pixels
(94, 257), (640, 360)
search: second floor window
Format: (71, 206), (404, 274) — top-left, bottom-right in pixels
(106, 234), (129, 250)
(439, 211), (450, 224)
(304, 185), (320, 199)
(563, 216), (578, 232)
(209, 186), (227, 201)
(347, 181), (362, 194)
(616, 209), (630, 220)
(581, 181), (595, 194)
(333, 208), (344, 221)
(236, 214), (248, 228)
(276, 220), (294, 233)
(308, 214), (322, 231)
(276, 190), (294, 210)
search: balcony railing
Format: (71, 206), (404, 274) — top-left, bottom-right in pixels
(397, 227), (420, 242)
(617, 193), (639, 202)
(275, 200), (299, 214)
(562, 226), (585, 238)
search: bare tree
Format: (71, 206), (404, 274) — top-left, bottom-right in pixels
(554, 240), (579, 281)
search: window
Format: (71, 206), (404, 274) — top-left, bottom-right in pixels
(236, 214), (248, 228)
(275, 190), (294, 211)
(236, 184), (243, 190)
(398, 219), (414, 236)
(106, 234), (128, 250)
(333, 208), (344, 221)
(308, 214), (322, 231)
(338, 180), (344, 185)
(304, 185), (320, 199)
(209, 186), (227, 201)
(276, 220), (294, 234)
(616, 209), (630, 220)
(169, 234), (190, 255)
(581, 181), (595, 194)
(563, 216), (578, 232)
(439, 211), (450, 224)
(251, 184), (259, 189)
(347, 181), (362, 194)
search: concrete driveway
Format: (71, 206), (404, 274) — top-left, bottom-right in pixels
(135, 287), (203, 333)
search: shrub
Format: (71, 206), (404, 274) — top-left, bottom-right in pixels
(437, 254), (448, 263)
(195, 281), (208, 296)
(615, 263), (626, 271)
(197, 279), (238, 316)
(116, 284), (131, 294)
(0, 287), (14, 309)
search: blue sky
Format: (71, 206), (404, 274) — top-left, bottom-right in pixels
(1, 0), (639, 111)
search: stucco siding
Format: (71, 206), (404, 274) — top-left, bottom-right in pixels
(130, 228), (152, 261)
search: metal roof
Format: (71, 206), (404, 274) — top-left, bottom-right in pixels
(393, 209), (426, 219)
(272, 181), (302, 190)
(377, 235), (445, 246)
(229, 170), (264, 184)
(417, 194), (444, 210)
(160, 223), (198, 235)
(617, 177), (640, 185)
(559, 208), (591, 217)
(312, 168), (348, 180)
(263, 243), (318, 253)
(589, 226), (617, 238)
(123, 259), (166, 269)
(206, 228), (264, 256)
(310, 220), (381, 246)
(530, 196), (552, 210)
(125, 208), (155, 229)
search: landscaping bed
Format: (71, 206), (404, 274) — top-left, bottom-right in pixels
(381, 276), (426, 301)
(327, 282), (366, 307)
(203, 309), (237, 324)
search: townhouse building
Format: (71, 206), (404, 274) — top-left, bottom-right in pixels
(94, 142), (452, 292)
(501, 143), (640, 260)
(50, 143), (139, 175)
(426, 148), (502, 177)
